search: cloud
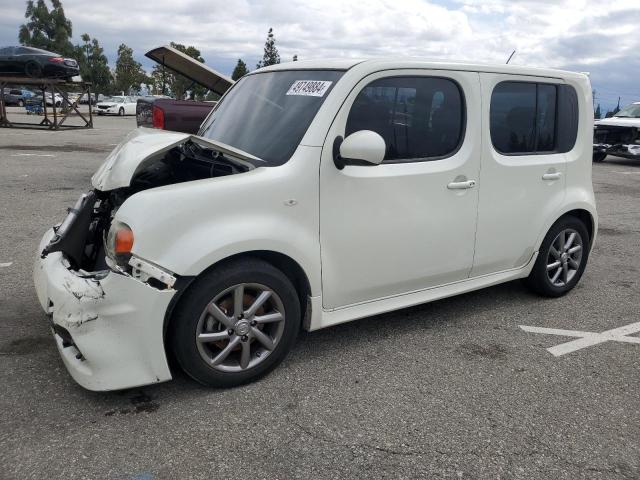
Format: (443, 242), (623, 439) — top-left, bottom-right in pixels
(1, 0), (638, 110)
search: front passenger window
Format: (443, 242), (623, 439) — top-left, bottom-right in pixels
(345, 76), (465, 162)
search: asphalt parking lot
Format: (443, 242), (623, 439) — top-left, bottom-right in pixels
(0, 110), (639, 480)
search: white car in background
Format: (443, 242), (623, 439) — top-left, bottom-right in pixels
(96, 96), (136, 116)
(44, 92), (63, 107)
(593, 102), (640, 162)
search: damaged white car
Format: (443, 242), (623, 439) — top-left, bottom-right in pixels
(34, 59), (597, 391)
(593, 101), (640, 162)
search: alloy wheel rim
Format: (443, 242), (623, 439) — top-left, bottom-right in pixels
(546, 228), (583, 287)
(195, 283), (286, 372)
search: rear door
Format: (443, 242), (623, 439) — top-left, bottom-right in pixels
(471, 74), (568, 276)
(320, 70), (481, 309)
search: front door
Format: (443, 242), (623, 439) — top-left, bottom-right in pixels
(320, 70), (482, 310)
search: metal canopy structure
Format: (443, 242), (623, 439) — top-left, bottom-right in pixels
(0, 76), (93, 130)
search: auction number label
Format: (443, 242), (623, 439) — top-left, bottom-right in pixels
(286, 80), (333, 97)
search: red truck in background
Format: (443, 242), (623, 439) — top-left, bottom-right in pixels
(136, 45), (233, 134)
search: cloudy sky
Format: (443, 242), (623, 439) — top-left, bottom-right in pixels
(1, 0), (638, 111)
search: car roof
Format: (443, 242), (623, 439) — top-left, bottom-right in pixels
(258, 57), (587, 80)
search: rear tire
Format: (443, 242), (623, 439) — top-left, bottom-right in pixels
(170, 258), (301, 388)
(17, 99), (24, 107)
(524, 216), (590, 297)
(593, 152), (606, 163)
(24, 61), (41, 78)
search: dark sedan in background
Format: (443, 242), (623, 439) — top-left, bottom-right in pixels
(0, 46), (79, 80)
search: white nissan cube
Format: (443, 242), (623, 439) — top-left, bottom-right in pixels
(34, 59), (597, 391)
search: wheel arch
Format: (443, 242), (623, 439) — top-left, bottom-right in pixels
(536, 205), (597, 254)
(163, 250), (313, 341)
(563, 209), (595, 247)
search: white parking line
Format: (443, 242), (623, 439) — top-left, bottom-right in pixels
(520, 322), (640, 356)
(614, 171), (640, 175)
(0, 262), (13, 268)
(10, 153), (56, 157)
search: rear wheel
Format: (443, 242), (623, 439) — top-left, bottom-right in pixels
(170, 258), (301, 388)
(593, 152), (606, 163)
(524, 216), (590, 297)
(24, 61), (41, 78)
(17, 99), (24, 107)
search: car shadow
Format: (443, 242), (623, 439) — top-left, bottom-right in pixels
(78, 279), (535, 409)
(599, 156), (640, 167)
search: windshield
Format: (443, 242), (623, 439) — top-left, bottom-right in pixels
(103, 97), (124, 103)
(614, 103), (640, 118)
(199, 70), (344, 165)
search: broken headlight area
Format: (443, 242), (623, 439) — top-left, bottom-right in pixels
(594, 125), (640, 146)
(40, 139), (246, 282)
(41, 190), (121, 273)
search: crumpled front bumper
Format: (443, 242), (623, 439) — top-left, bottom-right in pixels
(593, 143), (640, 158)
(33, 228), (175, 391)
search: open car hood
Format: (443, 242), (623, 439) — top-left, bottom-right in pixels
(91, 128), (260, 191)
(145, 45), (234, 96)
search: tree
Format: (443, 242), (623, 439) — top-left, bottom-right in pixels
(19, 0), (74, 56)
(232, 59), (248, 81)
(75, 34), (112, 98)
(114, 44), (146, 95)
(612, 97), (621, 115)
(594, 103), (601, 119)
(256, 28), (280, 69)
(150, 42), (206, 99)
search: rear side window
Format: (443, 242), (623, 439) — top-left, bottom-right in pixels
(346, 76), (465, 162)
(490, 81), (578, 155)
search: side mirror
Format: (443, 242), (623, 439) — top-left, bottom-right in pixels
(333, 130), (386, 169)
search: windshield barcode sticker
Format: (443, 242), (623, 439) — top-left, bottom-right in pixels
(286, 80), (333, 97)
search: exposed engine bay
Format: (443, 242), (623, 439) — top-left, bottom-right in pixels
(41, 141), (251, 272)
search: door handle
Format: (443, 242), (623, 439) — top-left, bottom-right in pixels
(447, 180), (476, 190)
(542, 172), (562, 181)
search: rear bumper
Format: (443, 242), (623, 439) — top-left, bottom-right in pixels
(593, 143), (640, 159)
(34, 229), (175, 391)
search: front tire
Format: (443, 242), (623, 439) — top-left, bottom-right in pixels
(593, 152), (606, 163)
(524, 216), (590, 297)
(118, 107), (124, 116)
(170, 258), (301, 388)
(25, 61), (41, 78)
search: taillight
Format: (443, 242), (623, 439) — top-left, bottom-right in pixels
(152, 105), (165, 129)
(48, 57), (64, 63)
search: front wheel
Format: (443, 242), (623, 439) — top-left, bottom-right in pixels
(170, 258), (301, 387)
(593, 152), (606, 163)
(25, 61), (41, 78)
(524, 216), (590, 297)
(118, 107), (124, 116)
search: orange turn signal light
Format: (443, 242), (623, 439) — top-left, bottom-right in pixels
(114, 228), (134, 254)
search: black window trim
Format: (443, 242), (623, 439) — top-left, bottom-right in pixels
(345, 74), (467, 165)
(490, 80), (564, 157)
